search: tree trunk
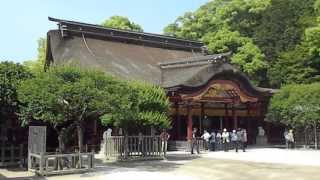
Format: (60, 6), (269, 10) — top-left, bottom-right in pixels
(77, 123), (83, 153)
(120, 129), (128, 159)
(304, 127), (308, 148)
(55, 127), (64, 153)
(314, 123), (318, 150)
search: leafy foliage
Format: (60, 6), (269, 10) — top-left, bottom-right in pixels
(0, 61), (32, 125)
(18, 66), (116, 151)
(164, 0), (320, 87)
(23, 38), (47, 73)
(267, 83), (320, 127)
(101, 15), (143, 32)
(101, 81), (171, 132)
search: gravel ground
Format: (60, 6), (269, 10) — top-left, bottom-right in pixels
(1, 148), (320, 180)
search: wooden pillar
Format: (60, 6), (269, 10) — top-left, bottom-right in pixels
(176, 103), (181, 140)
(232, 104), (238, 130)
(224, 103), (229, 130)
(219, 116), (223, 131)
(200, 103), (204, 134)
(187, 103), (193, 141)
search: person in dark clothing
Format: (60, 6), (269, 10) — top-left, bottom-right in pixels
(191, 128), (200, 154)
(242, 129), (247, 152)
(236, 128), (244, 152)
(231, 130), (238, 152)
(209, 130), (216, 151)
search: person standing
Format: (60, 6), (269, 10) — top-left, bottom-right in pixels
(231, 130), (238, 152)
(201, 130), (211, 151)
(222, 128), (230, 152)
(216, 131), (222, 150)
(242, 129), (248, 152)
(191, 128), (200, 154)
(209, 130), (216, 151)
(160, 129), (170, 156)
(287, 129), (295, 149)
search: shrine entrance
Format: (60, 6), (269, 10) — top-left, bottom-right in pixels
(167, 79), (271, 145)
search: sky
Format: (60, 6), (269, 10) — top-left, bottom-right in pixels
(0, 0), (208, 63)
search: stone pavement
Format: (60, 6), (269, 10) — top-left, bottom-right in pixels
(1, 148), (320, 180)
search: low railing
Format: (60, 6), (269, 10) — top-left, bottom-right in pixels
(104, 136), (164, 160)
(0, 144), (25, 167)
(28, 151), (94, 176)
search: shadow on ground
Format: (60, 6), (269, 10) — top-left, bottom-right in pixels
(79, 153), (200, 178)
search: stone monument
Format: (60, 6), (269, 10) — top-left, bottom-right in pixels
(99, 128), (112, 158)
(256, 126), (267, 146)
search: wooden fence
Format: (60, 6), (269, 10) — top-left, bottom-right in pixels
(28, 151), (94, 176)
(104, 136), (164, 160)
(295, 128), (320, 148)
(0, 144), (25, 167)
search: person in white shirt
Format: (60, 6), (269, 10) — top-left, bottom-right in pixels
(222, 128), (230, 152)
(201, 130), (211, 151)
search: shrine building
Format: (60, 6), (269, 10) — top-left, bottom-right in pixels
(45, 17), (282, 147)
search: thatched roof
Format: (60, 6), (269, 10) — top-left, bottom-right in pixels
(46, 17), (204, 85)
(45, 17), (275, 96)
(159, 54), (275, 96)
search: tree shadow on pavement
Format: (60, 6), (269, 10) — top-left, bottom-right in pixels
(80, 152), (200, 178)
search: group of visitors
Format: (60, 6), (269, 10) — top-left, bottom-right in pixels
(191, 127), (248, 154)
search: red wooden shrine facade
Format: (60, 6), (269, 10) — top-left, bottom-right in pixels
(166, 79), (275, 144)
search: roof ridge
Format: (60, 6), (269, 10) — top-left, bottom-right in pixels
(48, 17), (203, 45)
(158, 52), (231, 68)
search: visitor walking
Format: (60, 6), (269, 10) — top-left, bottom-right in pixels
(222, 128), (230, 152)
(201, 130), (211, 151)
(209, 130), (216, 151)
(160, 129), (170, 156)
(287, 129), (295, 149)
(231, 130), (238, 152)
(191, 128), (200, 154)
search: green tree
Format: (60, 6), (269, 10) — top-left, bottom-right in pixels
(164, 0), (320, 87)
(101, 15), (143, 32)
(0, 61), (32, 125)
(18, 66), (115, 152)
(101, 81), (171, 134)
(267, 83), (320, 148)
(24, 38), (47, 73)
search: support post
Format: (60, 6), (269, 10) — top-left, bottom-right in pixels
(19, 144), (23, 167)
(176, 103), (181, 140)
(314, 123), (318, 150)
(200, 103), (204, 135)
(1, 143), (5, 165)
(220, 117), (223, 131)
(10, 144), (14, 164)
(232, 104), (237, 130)
(39, 152), (44, 175)
(28, 152), (31, 171)
(224, 103), (229, 130)
(187, 103), (193, 141)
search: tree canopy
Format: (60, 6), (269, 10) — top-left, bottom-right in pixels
(267, 83), (320, 128)
(18, 66), (171, 150)
(101, 81), (171, 133)
(164, 0), (320, 88)
(18, 66), (117, 151)
(0, 61), (32, 125)
(101, 15), (143, 32)
(23, 38), (47, 73)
